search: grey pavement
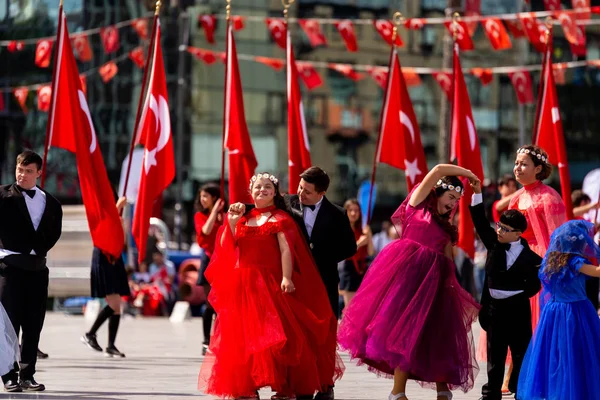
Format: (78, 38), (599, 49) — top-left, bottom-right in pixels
(5, 313), (489, 400)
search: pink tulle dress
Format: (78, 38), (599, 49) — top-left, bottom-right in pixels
(338, 187), (480, 392)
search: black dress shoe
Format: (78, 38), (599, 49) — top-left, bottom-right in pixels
(81, 333), (103, 352)
(20, 378), (45, 392)
(296, 395), (314, 400)
(104, 346), (126, 358)
(314, 387), (334, 400)
(37, 348), (49, 359)
(4, 380), (21, 392)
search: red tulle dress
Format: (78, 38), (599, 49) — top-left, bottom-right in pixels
(198, 206), (343, 398)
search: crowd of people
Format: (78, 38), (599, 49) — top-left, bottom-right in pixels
(0, 145), (599, 400)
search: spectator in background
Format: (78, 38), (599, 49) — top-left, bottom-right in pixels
(339, 199), (374, 309)
(372, 220), (400, 255)
(492, 176), (518, 223)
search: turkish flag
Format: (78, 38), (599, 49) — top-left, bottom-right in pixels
(286, 30), (311, 194)
(403, 69), (422, 87)
(296, 62), (323, 90)
(129, 47), (145, 69)
(79, 75), (87, 96)
(450, 44), (485, 259)
(331, 64), (363, 81)
(374, 20), (403, 47)
(534, 35), (574, 220)
(519, 13), (547, 53)
(188, 47), (217, 65)
(509, 70), (534, 104)
(255, 56), (284, 71)
(47, 9), (124, 259)
(100, 26), (120, 54)
(572, 0), (591, 20)
(543, 0), (561, 10)
(232, 16), (245, 31)
(334, 20), (358, 52)
(133, 18), (149, 40)
(35, 40), (53, 68)
(99, 61), (118, 83)
(568, 25), (587, 57)
(433, 72), (453, 100)
(199, 15), (217, 44)
(505, 19), (526, 38)
(299, 19), (327, 47)
(265, 18), (287, 49)
(553, 64), (566, 85)
(404, 18), (426, 30)
(376, 47), (428, 191)
(367, 66), (389, 89)
(133, 20), (176, 263)
(37, 85), (52, 112)
(223, 23), (257, 204)
(465, 0), (481, 36)
(13, 87), (29, 113)
(482, 18), (512, 50)
(7, 41), (24, 53)
(471, 68), (493, 86)
(558, 12), (586, 56)
(72, 34), (93, 62)
(444, 21), (474, 51)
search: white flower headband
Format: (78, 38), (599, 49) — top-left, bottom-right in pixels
(436, 180), (464, 195)
(249, 173), (279, 189)
(517, 147), (548, 164)
(567, 234), (585, 242)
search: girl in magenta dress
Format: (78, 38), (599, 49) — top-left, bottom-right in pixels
(338, 165), (481, 400)
(199, 173), (342, 400)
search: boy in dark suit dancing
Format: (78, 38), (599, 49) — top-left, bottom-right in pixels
(469, 180), (541, 400)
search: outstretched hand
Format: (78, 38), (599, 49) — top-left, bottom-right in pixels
(228, 202), (246, 225)
(470, 180), (482, 194)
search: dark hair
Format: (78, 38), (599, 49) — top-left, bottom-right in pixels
(300, 166), (330, 193)
(249, 172), (287, 213)
(498, 175), (517, 188)
(431, 176), (463, 243)
(16, 150), (42, 171)
(194, 183), (221, 214)
(517, 145), (553, 181)
(571, 189), (591, 207)
(343, 198), (362, 229)
(500, 209), (528, 232)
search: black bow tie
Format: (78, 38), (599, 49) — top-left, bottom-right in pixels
(304, 204), (316, 211)
(499, 242), (511, 251)
(18, 186), (36, 198)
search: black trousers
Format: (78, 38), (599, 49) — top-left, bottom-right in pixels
(481, 295), (532, 400)
(586, 277), (599, 311)
(0, 263), (48, 381)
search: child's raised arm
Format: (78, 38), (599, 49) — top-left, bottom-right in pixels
(579, 264), (600, 278)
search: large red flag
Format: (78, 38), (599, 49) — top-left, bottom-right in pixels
(450, 44), (485, 259)
(224, 23), (257, 203)
(534, 35), (574, 220)
(132, 20), (175, 263)
(48, 9), (124, 258)
(286, 29), (311, 194)
(375, 47), (428, 191)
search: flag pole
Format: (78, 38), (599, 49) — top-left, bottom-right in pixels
(40, 0), (65, 189)
(366, 11), (402, 225)
(532, 18), (553, 145)
(448, 12), (460, 163)
(219, 0), (232, 200)
(120, 0), (161, 204)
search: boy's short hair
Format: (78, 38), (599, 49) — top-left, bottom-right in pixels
(500, 209), (528, 233)
(16, 150), (43, 171)
(300, 166), (330, 193)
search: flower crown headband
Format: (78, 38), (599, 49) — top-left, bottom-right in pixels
(249, 173), (279, 189)
(517, 147), (548, 164)
(435, 180), (464, 195)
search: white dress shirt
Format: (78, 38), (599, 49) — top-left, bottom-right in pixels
(0, 186), (46, 258)
(303, 197), (324, 238)
(471, 193), (524, 299)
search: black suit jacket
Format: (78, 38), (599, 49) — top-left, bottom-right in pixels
(284, 194), (357, 288)
(0, 184), (62, 268)
(469, 203), (541, 331)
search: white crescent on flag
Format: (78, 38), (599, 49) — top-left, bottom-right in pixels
(78, 90), (97, 154)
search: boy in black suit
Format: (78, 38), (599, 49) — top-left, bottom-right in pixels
(469, 180), (541, 400)
(0, 151), (62, 392)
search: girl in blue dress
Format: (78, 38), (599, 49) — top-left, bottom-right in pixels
(517, 220), (600, 400)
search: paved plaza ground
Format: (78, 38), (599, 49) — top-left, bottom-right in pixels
(4, 313), (489, 400)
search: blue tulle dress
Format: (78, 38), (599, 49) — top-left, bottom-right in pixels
(517, 252), (600, 400)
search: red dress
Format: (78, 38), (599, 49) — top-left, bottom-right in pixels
(198, 206), (343, 398)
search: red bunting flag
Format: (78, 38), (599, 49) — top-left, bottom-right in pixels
(35, 40), (53, 68)
(13, 87), (29, 113)
(72, 35), (93, 62)
(100, 26), (120, 54)
(255, 56), (284, 71)
(505, 19), (526, 38)
(265, 18), (287, 49)
(543, 0), (562, 11)
(232, 16), (245, 31)
(433, 72), (453, 100)
(188, 47), (217, 65)
(482, 18), (512, 50)
(7, 41), (24, 53)
(334, 20), (358, 52)
(367, 66), (389, 89)
(509, 71), (534, 104)
(471, 68), (493, 86)
(450, 44), (485, 259)
(199, 15), (217, 44)
(296, 62), (323, 90)
(99, 61), (118, 83)
(133, 19), (149, 40)
(519, 13), (547, 53)
(405, 18), (426, 30)
(129, 47), (145, 69)
(572, 0), (591, 20)
(373, 20), (403, 47)
(298, 19), (327, 47)
(444, 20), (474, 51)
(37, 85), (52, 112)
(331, 64), (363, 81)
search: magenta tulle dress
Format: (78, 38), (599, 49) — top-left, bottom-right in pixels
(338, 187), (480, 392)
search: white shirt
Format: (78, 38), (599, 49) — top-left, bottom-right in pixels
(471, 193), (524, 300)
(303, 197), (324, 238)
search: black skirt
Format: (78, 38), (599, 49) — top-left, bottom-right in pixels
(338, 259), (365, 292)
(196, 252), (211, 286)
(90, 247), (130, 298)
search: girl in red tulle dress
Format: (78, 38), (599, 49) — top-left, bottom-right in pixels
(199, 173), (343, 400)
